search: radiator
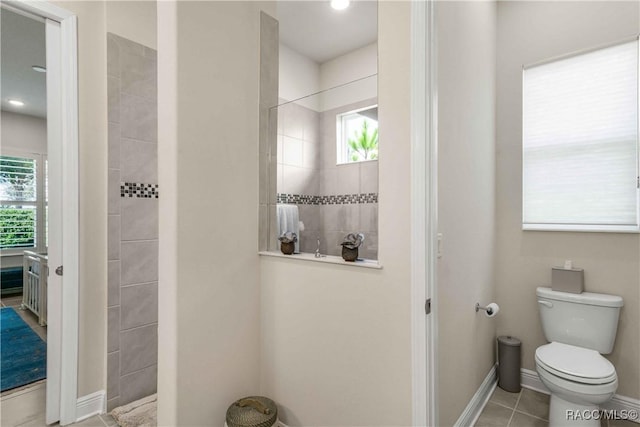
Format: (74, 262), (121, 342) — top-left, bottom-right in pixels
(22, 251), (48, 326)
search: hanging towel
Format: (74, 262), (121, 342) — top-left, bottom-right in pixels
(277, 204), (300, 253)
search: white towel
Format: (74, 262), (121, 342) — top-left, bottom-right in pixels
(277, 204), (300, 253)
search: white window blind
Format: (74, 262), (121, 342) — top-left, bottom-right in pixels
(523, 39), (639, 232)
(0, 156), (38, 249)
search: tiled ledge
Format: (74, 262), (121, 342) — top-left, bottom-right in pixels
(259, 251), (382, 269)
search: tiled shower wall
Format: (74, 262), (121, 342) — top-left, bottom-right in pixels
(319, 99), (378, 259)
(107, 33), (158, 411)
(276, 100), (322, 253)
(276, 98), (379, 259)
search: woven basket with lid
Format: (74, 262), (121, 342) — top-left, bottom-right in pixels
(226, 396), (278, 427)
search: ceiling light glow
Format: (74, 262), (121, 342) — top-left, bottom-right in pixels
(8, 99), (25, 107)
(331, 0), (350, 10)
(32, 65), (46, 73)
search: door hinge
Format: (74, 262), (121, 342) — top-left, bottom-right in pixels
(425, 298), (432, 315)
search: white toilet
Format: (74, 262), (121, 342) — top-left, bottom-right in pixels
(535, 287), (623, 426)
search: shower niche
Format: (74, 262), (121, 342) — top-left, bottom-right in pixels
(259, 1), (379, 261)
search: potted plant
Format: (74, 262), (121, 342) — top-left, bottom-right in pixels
(278, 231), (297, 255)
(340, 233), (364, 262)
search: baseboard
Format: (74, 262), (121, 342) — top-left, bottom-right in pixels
(521, 368), (640, 424)
(604, 394), (640, 423)
(520, 368), (549, 395)
(454, 364), (498, 427)
(76, 390), (106, 422)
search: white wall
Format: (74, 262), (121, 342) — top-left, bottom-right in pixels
(50, 0), (108, 398)
(157, 1), (177, 423)
(318, 42), (377, 111)
(320, 42), (377, 91)
(158, 1), (265, 424)
(279, 43), (320, 109)
(259, 3), (412, 425)
(495, 1), (640, 400)
(1, 111), (47, 154)
(106, 1), (157, 50)
(436, 2), (497, 425)
(279, 41), (377, 112)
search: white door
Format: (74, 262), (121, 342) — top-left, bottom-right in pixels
(45, 17), (62, 425)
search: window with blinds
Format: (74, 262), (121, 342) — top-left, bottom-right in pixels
(522, 39), (640, 232)
(0, 154), (44, 251)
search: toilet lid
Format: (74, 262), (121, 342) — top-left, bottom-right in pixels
(535, 342), (616, 385)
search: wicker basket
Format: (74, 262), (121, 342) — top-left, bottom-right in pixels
(280, 242), (295, 255)
(342, 246), (358, 262)
(226, 396), (278, 427)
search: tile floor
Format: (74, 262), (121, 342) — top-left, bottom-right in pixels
(477, 387), (638, 427)
(0, 382), (117, 427)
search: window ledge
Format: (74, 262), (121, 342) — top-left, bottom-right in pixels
(523, 224), (640, 233)
(259, 251), (383, 269)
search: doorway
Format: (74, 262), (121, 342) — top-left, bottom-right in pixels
(0, 0), (50, 408)
(0, 1), (79, 425)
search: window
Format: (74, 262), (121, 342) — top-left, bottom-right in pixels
(0, 153), (47, 253)
(336, 105), (378, 164)
(522, 39), (639, 232)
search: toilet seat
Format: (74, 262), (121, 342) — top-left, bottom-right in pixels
(535, 342), (617, 385)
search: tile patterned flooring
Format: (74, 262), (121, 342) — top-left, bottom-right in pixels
(477, 387), (638, 427)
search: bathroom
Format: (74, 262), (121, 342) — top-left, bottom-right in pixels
(0, 1), (637, 427)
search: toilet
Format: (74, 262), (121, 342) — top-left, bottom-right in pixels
(535, 287), (623, 426)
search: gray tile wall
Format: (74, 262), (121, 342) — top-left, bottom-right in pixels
(276, 100), (322, 253)
(259, 12), (279, 252)
(258, 24), (379, 259)
(107, 33), (158, 412)
(319, 98), (378, 259)
(274, 98), (379, 259)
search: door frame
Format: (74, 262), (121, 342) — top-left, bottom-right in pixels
(3, 1), (79, 424)
(410, 0), (438, 426)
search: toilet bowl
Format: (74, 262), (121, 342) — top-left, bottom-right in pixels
(535, 287), (623, 427)
(535, 342), (618, 426)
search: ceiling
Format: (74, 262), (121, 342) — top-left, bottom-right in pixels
(277, 1), (378, 64)
(0, 3), (376, 118)
(1, 8), (47, 118)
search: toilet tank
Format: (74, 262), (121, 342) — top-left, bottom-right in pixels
(536, 287), (623, 354)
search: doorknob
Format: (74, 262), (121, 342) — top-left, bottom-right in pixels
(55, 266), (63, 276)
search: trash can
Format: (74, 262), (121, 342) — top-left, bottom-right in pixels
(497, 335), (521, 393)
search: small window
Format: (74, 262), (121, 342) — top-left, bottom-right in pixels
(522, 39), (639, 232)
(0, 154), (47, 252)
(337, 105), (378, 164)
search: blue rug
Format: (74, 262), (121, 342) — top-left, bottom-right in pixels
(1, 307), (46, 391)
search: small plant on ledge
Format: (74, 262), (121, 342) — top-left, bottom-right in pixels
(340, 233), (365, 262)
(278, 231), (297, 255)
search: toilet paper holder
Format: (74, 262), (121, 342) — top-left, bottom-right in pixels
(475, 302), (497, 315)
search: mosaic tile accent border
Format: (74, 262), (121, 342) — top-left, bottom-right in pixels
(277, 193), (377, 205)
(121, 182), (159, 198)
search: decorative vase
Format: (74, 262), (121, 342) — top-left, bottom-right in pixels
(281, 241), (295, 255)
(342, 246), (358, 262)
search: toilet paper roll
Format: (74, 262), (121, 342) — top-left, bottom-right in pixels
(485, 303), (500, 317)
